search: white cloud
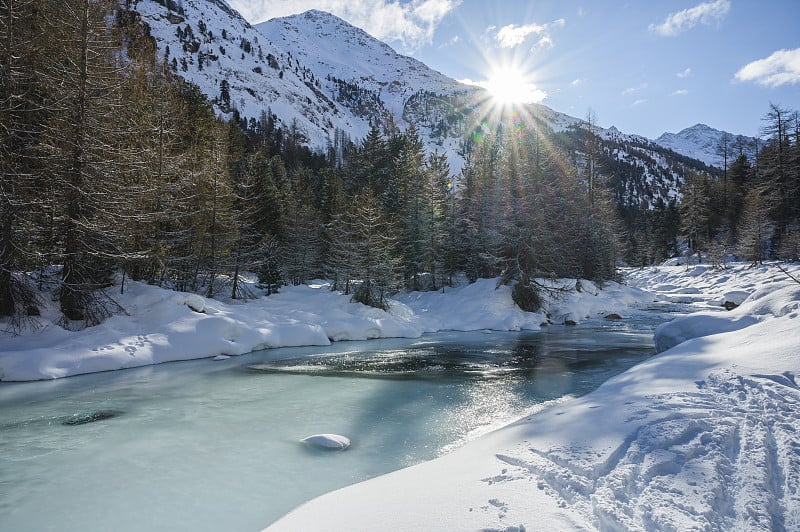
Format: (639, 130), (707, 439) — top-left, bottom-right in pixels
(228, 0), (461, 50)
(571, 78), (583, 86)
(493, 18), (564, 49)
(671, 89), (689, 96)
(734, 48), (800, 87)
(633, 99), (648, 106)
(439, 35), (460, 48)
(622, 82), (648, 95)
(677, 67), (692, 78)
(535, 35), (554, 48)
(649, 0), (730, 37)
(495, 23), (546, 48)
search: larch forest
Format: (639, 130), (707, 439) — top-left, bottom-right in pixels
(1, 0), (799, 330)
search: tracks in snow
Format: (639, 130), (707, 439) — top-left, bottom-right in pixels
(490, 371), (800, 531)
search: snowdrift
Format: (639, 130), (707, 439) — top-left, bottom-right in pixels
(0, 277), (651, 381)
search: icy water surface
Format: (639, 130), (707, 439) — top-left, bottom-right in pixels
(0, 316), (663, 532)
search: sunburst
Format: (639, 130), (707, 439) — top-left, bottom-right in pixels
(483, 65), (546, 107)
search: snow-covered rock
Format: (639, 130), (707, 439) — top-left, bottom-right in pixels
(301, 434), (351, 450)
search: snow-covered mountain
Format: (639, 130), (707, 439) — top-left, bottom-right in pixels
(654, 124), (758, 168)
(133, 0), (480, 171)
(135, 0), (353, 148)
(131, 0), (728, 207)
(255, 9), (471, 118)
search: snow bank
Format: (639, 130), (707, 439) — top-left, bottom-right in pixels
(655, 283), (800, 352)
(266, 263), (800, 531)
(0, 277), (647, 381)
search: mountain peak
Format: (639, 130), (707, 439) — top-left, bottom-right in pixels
(300, 9), (345, 21)
(682, 123), (713, 133)
(654, 123), (757, 168)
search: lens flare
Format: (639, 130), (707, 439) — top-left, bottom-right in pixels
(484, 66), (546, 106)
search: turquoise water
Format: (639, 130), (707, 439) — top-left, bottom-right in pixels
(0, 317), (660, 532)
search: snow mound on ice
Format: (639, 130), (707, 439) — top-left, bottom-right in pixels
(301, 434), (351, 450)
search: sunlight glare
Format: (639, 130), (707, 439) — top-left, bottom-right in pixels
(484, 66), (546, 106)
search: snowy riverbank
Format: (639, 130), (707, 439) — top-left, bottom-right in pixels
(0, 276), (651, 382)
(3, 263), (799, 530)
(266, 263), (800, 531)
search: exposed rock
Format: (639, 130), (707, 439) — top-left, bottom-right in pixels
(62, 410), (122, 426)
(564, 319), (577, 326)
(604, 313), (623, 320)
(185, 294), (205, 313)
(721, 290), (749, 311)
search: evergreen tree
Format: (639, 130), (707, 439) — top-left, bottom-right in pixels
(218, 79), (230, 111)
(326, 189), (399, 308)
(421, 152), (451, 290)
(394, 125), (427, 288)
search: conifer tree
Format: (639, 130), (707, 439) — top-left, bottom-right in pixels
(0, 0), (46, 319)
(281, 198), (322, 285)
(737, 188), (775, 264)
(41, 0), (138, 324)
(680, 172), (712, 261)
(421, 152), (451, 290)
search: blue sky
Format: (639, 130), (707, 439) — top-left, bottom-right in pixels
(231, 0), (798, 139)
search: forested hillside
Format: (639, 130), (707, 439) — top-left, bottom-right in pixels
(1, 0), (798, 331)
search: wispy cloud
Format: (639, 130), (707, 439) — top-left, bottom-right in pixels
(228, 0), (461, 50)
(633, 99), (648, 106)
(677, 67), (692, 78)
(671, 89), (689, 96)
(493, 19), (565, 49)
(571, 78), (583, 86)
(649, 0), (730, 37)
(622, 82), (648, 96)
(734, 48), (800, 87)
(439, 35), (460, 48)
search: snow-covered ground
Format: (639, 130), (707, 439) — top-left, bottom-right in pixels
(2, 263), (799, 531)
(265, 263), (800, 531)
(0, 276), (650, 382)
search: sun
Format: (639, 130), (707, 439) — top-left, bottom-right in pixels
(483, 66), (545, 107)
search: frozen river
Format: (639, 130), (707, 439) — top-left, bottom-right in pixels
(0, 315), (664, 531)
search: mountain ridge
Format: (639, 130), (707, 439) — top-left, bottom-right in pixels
(132, 0), (739, 205)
